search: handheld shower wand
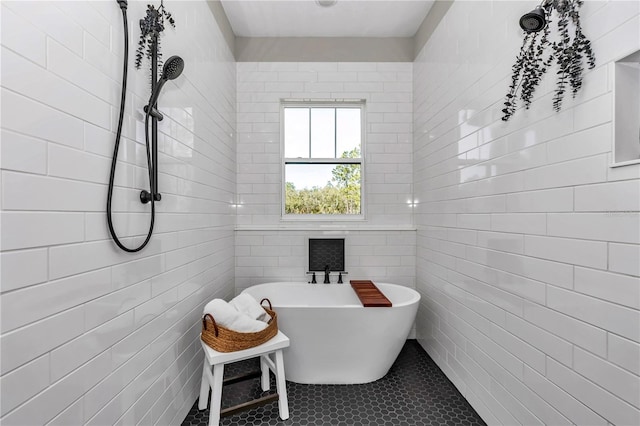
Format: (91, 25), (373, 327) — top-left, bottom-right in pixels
(143, 55), (184, 121)
(147, 56), (184, 109)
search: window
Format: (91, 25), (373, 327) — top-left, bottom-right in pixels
(282, 102), (364, 218)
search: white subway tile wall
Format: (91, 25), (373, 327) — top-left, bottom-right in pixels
(0, 1), (235, 425)
(235, 230), (416, 292)
(235, 62), (417, 296)
(236, 61), (414, 228)
(414, 1), (640, 425)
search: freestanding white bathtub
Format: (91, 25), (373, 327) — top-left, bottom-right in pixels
(242, 282), (420, 384)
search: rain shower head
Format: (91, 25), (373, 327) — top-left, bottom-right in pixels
(519, 5), (547, 33)
(162, 55), (184, 81)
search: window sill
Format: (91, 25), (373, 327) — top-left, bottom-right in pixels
(235, 224), (417, 232)
(281, 214), (366, 221)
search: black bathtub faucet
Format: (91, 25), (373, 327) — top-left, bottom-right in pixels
(324, 265), (331, 284)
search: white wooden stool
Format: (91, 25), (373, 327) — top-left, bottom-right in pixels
(198, 330), (290, 426)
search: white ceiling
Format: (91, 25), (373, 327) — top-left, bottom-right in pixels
(219, 0), (435, 38)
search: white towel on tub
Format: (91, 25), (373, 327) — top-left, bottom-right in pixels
(203, 299), (268, 333)
(229, 293), (270, 323)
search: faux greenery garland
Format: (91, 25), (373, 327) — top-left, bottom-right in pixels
(135, 1), (176, 75)
(502, 0), (595, 121)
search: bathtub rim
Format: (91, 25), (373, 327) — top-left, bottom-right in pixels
(242, 282), (420, 308)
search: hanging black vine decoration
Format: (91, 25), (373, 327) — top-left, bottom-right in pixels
(135, 1), (176, 78)
(502, 0), (595, 121)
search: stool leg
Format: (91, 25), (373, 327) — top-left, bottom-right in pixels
(274, 350), (289, 420)
(208, 363), (224, 426)
(198, 360), (210, 410)
(260, 355), (270, 392)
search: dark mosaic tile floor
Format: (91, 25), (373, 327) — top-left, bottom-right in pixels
(182, 340), (486, 426)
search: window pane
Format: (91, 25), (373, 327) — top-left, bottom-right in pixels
(310, 108), (335, 158)
(286, 164), (334, 191)
(284, 108), (309, 158)
(285, 163), (361, 215)
(336, 108), (361, 158)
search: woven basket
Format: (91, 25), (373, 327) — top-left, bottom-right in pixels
(201, 298), (278, 352)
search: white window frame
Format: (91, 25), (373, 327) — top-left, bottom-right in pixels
(280, 100), (366, 221)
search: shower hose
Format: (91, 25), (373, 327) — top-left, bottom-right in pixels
(107, 0), (156, 252)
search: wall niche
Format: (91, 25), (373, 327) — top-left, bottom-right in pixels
(613, 49), (640, 166)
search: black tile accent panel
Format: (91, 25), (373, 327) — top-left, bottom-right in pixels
(308, 238), (345, 272)
(182, 340), (486, 426)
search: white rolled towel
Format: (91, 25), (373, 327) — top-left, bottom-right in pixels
(229, 293), (270, 323)
(203, 299), (267, 333)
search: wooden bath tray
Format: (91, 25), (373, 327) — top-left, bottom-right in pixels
(350, 280), (392, 307)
